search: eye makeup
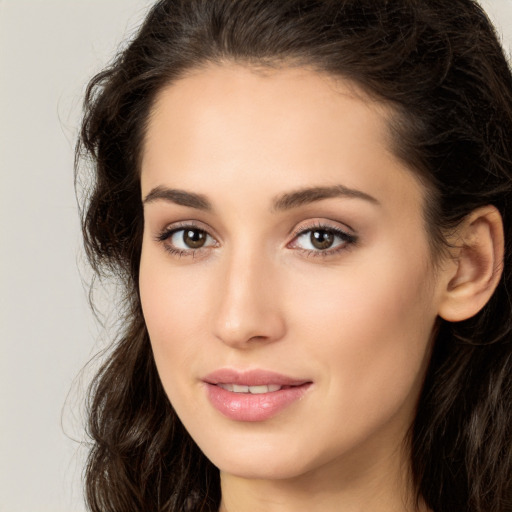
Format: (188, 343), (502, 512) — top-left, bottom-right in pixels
(288, 221), (358, 258)
(154, 219), (358, 260)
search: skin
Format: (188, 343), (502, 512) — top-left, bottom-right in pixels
(138, 64), (498, 512)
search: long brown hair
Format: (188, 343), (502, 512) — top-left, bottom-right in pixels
(76, 1), (512, 510)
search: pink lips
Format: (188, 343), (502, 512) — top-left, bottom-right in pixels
(203, 369), (312, 422)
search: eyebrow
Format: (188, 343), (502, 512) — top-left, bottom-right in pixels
(272, 185), (379, 211)
(143, 184), (379, 212)
(143, 186), (212, 210)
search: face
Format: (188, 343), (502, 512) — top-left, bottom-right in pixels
(139, 64), (446, 483)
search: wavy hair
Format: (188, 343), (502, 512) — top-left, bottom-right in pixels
(76, 1), (512, 510)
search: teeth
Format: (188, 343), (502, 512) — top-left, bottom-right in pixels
(218, 384), (282, 394)
(248, 385), (270, 394)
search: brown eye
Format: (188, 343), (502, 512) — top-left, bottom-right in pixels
(183, 229), (207, 248)
(310, 230), (335, 250)
(160, 226), (216, 254)
(291, 225), (356, 255)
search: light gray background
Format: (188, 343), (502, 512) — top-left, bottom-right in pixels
(1, 1), (511, 511)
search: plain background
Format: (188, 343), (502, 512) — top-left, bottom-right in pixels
(1, 1), (511, 511)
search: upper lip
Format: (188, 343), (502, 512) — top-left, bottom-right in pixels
(203, 368), (311, 387)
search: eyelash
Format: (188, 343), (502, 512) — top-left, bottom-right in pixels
(155, 222), (217, 258)
(289, 222), (358, 258)
(155, 221), (358, 259)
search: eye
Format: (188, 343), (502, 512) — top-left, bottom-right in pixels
(171, 228), (211, 249)
(290, 224), (357, 255)
(157, 225), (217, 256)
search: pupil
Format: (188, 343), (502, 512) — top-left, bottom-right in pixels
(184, 229), (206, 249)
(311, 230), (334, 250)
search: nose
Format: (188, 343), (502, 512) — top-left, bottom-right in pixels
(212, 249), (286, 349)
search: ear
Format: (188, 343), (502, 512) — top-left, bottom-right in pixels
(438, 205), (504, 322)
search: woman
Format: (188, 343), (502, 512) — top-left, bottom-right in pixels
(76, 0), (512, 511)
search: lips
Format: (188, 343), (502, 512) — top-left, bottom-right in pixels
(203, 369), (312, 422)
(203, 368), (310, 387)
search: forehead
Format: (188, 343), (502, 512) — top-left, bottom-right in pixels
(141, 63), (424, 216)
(143, 63), (392, 167)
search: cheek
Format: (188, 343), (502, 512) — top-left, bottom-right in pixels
(139, 249), (207, 375)
(288, 249), (435, 343)
(286, 244), (437, 410)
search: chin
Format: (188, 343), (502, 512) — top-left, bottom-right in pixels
(197, 431), (331, 482)
(216, 457), (309, 481)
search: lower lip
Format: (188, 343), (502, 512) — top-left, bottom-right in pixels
(204, 383), (311, 422)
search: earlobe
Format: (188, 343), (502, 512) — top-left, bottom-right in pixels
(438, 205), (504, 322)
